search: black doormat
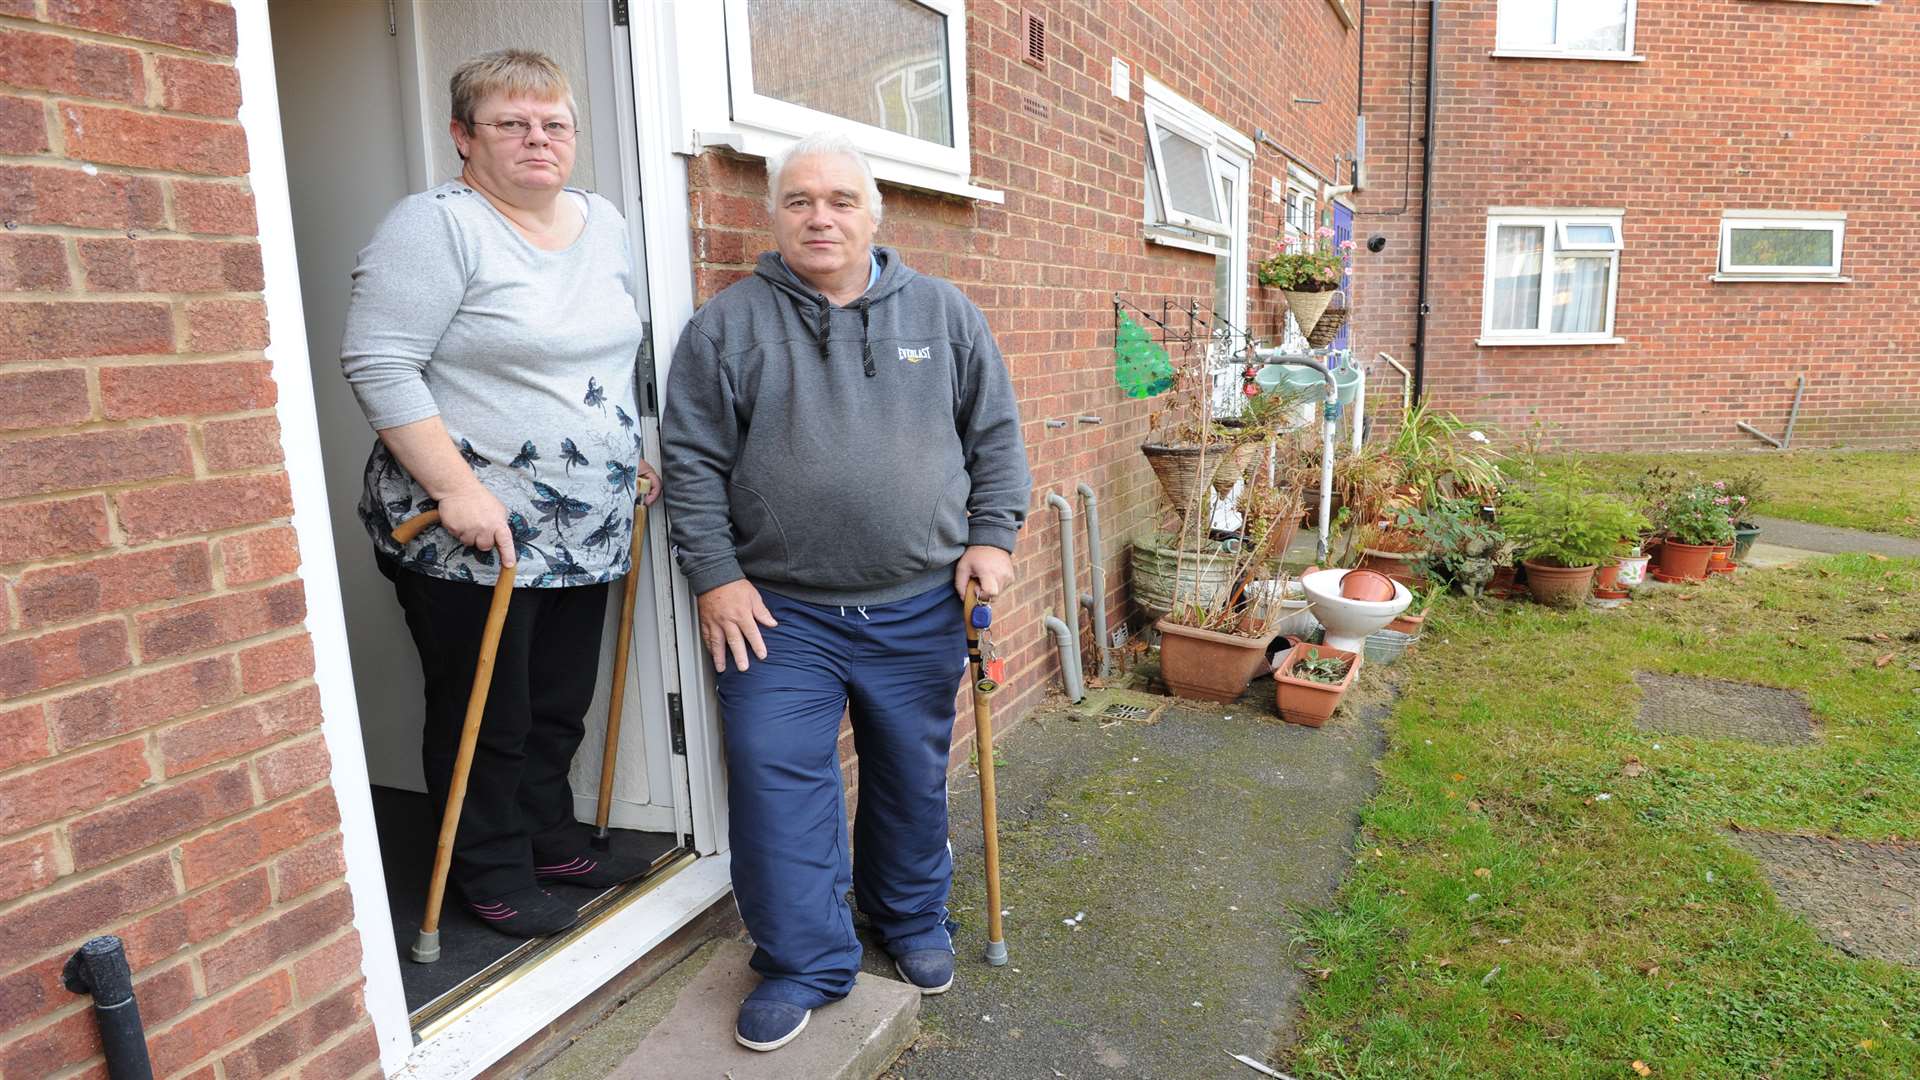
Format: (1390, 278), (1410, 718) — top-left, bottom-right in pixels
(370, 785), (679, 1014)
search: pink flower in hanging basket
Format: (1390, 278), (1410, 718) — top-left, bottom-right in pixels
(1242, 382), (1261, 397)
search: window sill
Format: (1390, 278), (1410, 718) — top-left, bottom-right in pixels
(1144, 228), (1229, 256)
(1489, 49), (1647, 62)
(1745, 0), (1878, 5)
(1476, 335), (1626, 347)
(1712, 273), (1851, 283)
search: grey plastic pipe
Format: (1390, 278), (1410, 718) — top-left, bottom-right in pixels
(1042, 615), (1085, 703)
(1044, 491), (1081, 667)
(1075, 482), (1112, 679)
(1253, 348), (1338, 562)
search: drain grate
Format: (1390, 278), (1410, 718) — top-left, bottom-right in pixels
(1100, 702), (1153, 721)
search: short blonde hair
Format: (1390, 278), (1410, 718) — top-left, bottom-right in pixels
(449, 49), (577, 129)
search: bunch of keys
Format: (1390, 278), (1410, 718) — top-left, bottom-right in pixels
(971, 602), (1007, 694)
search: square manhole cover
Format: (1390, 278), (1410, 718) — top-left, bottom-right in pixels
(1633, 673), (1817, 746)
(1725, 831), (1920, 967)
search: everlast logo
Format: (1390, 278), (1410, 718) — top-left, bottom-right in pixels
(898, 346), (932, 364)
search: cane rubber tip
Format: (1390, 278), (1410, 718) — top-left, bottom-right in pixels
(984, 940), (1008, 966)
(410, 931), (441, 964)
(591, 831), (611, 851)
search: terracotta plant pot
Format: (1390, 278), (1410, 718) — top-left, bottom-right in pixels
(1710, 542), (1736, 574)
(1273, 642), (1360, 728)
(1339, 569), (1398, 602)
(1732, 522), (1762, 563)
(1653, 540), (1714, 582)
(1155, 619), (1270, 704)
(1355, 547), (1423, 586)
(1521, 559), (1598, 608)
(1386, 611), (1425, 636)
(1595, 559), (1623, 591)
(1589, 586), (1630, 610)
(1488, 563), (1521, 598)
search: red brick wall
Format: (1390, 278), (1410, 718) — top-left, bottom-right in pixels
(1355, 0), (1920, 450)
(684, 0), (1361, 753)
(0, 4), (378, 1077)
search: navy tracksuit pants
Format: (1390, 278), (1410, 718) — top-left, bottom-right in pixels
(717, 581), (967, 1009)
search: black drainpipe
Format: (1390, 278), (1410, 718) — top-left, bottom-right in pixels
(1412, 0), (1439, 402)
(64, 937), (154, 1080)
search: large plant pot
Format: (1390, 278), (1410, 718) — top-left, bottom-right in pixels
(1617, 553), (1650, 588)
(1131, 539), (1237, 624)
(1521, 560), (1597, 608)
(1732, 522), (1762, 563)
(1156, 619), (1270, 704)
(1273, 642), (1360, 727)
(1652, 540), (1713, 582)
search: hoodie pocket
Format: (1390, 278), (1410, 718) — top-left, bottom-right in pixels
(924, 468), (971, 564)
(728, 483), (790, 578)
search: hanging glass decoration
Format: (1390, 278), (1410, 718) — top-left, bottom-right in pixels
(1113, 310), (1174, 399)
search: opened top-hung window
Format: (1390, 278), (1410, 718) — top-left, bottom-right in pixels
(1496, 0), (1636, 55)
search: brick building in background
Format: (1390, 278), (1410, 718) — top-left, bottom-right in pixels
(1, 1), (1361, 1076)
(1354, 0), (1920, 449)
(0, 2), (379, 1078)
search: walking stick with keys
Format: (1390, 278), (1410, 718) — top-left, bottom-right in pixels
(963, 583), (1008, 966)
(593, 478), (651, 850)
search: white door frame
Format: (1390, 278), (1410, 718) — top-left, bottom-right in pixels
(236, 2), (729, 1075)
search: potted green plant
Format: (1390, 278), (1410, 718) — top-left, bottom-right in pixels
(1499, 479), (1649, 607)
(1650, 483), (1735, 582)
(1273, 643), (1359, 727)
(1256, 227), (1352, 339)
(1720, 470), (1766, 563)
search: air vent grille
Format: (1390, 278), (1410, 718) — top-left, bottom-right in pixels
(1024, 11), (1047, 69)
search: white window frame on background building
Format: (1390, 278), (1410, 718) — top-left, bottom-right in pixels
(1715, 211), (1849, 282)
(1138, 75), (1255, 332)
(666, 0), (1002, 203)
(1479, 207), (1626, 346)
(1492, 0), (1645, 61)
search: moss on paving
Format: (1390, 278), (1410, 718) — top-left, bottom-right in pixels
(1289, 554), (1920, 1079)
(876, 680), (1387, 1078)
(1538, 449), (1920, 539)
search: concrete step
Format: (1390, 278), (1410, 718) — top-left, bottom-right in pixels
(568, 939), (917, 1080)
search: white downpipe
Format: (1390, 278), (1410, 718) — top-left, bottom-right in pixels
(1350, 366), (1367, 453)
(1255, 349), (1338, 563)
(1041, 616), (1085, 703)
(1074, 483), (1112, 679)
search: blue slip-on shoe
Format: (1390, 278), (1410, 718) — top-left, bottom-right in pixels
(892, 948), (955, 995)
(735, 998), (811, 1052)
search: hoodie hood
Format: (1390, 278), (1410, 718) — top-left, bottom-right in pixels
(754, 246), (918, 377)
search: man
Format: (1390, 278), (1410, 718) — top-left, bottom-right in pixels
(661, 131), (1031, 1052)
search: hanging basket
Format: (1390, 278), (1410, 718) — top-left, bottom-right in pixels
(1141, 443), (1213, 520)
(1305, 306), (1349, 348)
(1280, 288), (1337, 337)
(1209, 441), (1263, 497)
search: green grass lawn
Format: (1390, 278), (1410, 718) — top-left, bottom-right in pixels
(1536, 450), (1920, 539)
(1289, 555), (1920, 1079)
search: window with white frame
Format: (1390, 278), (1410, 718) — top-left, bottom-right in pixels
(1717, 214), (1846, 280)
(1481, 211), (1624, 344)
(720, 0), (970, 181)
(1140, 77), (1255, 334)
(1495, 0), (1639, 58)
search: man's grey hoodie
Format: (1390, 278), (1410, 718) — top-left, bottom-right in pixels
(661, 247), (1031, 607)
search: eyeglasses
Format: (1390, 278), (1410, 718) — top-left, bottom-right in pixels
(471, 119), (578, 142)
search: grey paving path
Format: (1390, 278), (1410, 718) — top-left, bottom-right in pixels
(1749, 515), (1920, 559)
(877, 681), (1388, 1079)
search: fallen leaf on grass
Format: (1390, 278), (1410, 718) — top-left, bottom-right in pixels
(1467, 799), (1483, 812)
(1451, 772), (1467, 782)
(1875, 653), (1895, 668)
(1873, 632), (1893, 642)
(1631, 1062), (1653, 1077)
(1621, 756), (1646, 778)
(1869, 554), (1890, 562)
(1474, 867), (1492, 878)
(1858, 1039), (1877, 1051)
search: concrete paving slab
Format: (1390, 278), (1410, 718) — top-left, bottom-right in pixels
(1634, 672), (1818, 746)
(1749, 516), (1920, 560)
(605, 940), (919, 1080)
(1740, 542), (1827, 570)
(1726, 831), (1920, 967)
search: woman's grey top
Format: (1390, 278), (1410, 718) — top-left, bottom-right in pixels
(341, 180), (648, 587)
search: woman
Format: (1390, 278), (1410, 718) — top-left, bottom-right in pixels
(341, 49), (661, 939)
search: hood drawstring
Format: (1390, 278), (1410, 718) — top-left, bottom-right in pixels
(813, 300), (832, 363)
(856, 300), (876, 378)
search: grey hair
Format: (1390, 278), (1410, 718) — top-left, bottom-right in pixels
(765, 132), (884, 224)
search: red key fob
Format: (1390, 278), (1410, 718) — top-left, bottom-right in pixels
(983, 658), (1007, 684)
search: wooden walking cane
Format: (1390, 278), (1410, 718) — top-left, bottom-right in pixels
(963, 582), (1009, 966)
(392, 509), (516, 964)
(592, 478), (651, 850)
